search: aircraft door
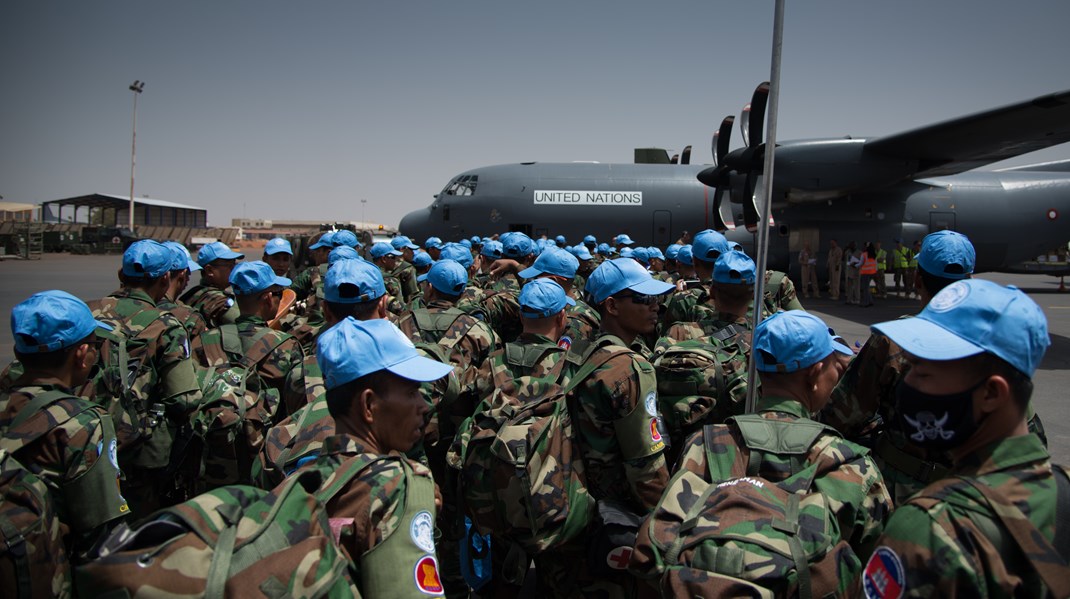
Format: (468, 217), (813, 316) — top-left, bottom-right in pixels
(929, 211), (956, 231)
(652, 210), (672, 247)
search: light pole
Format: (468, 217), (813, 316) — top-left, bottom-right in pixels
(128, 80), (145, 233)
(361, 199), (367, 228)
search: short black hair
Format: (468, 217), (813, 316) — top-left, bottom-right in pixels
(15, 333), (94, 371)
(325, 369), (392, 420)
(917, 266), (967, 297)
(325, 299), (381, 321)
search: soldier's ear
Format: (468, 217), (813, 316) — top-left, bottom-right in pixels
(357, 387), (378, 424)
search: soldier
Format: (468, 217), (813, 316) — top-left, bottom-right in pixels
(181, 240), (243, 328)
(413, 250), (434, 276)
(1, 291), (129, 597)
(91, 240), (202, 515)
(612, 233), (636, 253)
(538, 257), (674, 597)
(667, 310), (893, 596)
(518, 246), (599, 348)
(425, 236), (444, 261)
(263, 237), (294, 278)
(369, 242), (407, 316)
(390, 235), (422, 303)
(862, 279), (1054, 598)
(583, 234), (598, 252)
(193, 261), (308, 420)
(310, 317), (453, 598)
(890, 238), (911, 296)
(158, 241), (209, 340)
(664, 250), (757, 348)
(827, 238), (844, 301)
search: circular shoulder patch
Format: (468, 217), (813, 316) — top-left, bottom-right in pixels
(644, 391), (658, 417)
(928, 280), (970, 313)
(862, 545), (905, 599)
(108, 438), (119, 470)
(414, 555), (444, 595)
(410, 510), (436, 554)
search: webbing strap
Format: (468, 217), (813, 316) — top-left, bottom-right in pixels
(1054, 466), (1070, 564)
(0, 454), (33, 599)
(205, 504), (241, 599)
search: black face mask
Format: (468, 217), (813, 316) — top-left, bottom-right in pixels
(894, 378), (986, 451)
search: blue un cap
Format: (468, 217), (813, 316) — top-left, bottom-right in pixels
(586, 258), (675, 304)
(501, 232), (534, 259)
(264, 238), (293, 256)
(519, 247), (579, 279)
(163, 241), (201, 272)
(647, 247), (665, 261)
(596, 242), (613, 256)
(584, 234), (597, 245)
(370, 242), (402, 259)
(333, 230), (360, 249)
(317, 317), (454, 390)
(329, 246), (362, 265)
(324, 259), (386, 304)
(917, 230), (975, 280)
(391, 235), (420, 251)
(692, 230), (731, 263)
(614, 233), (635, 246)
(713, 250), (757, 285)
(197, 241), (244, 267)
(439, 243), (473, 268)
(481, 240), (504, 260)
(519, 278), (575, 318)
(631, 247), (650, 265)
(412, 251), (434, 269)
(677, 244), (694, 266)
(418, 260), (468, 296)
(872, 279), (1049, 377)
(122, 240), (173, 279)
(12, 290), (113, 354)
(229, 261), (292, 296)
(568, 243), (593, 261)
(308, 231), (335, 250)
(424, 237), (443, 250)
(754, 310), (852, 373)
(665, 244), (682, 260)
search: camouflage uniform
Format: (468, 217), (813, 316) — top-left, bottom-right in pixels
(157, 292), (209, 340)
(675, 395), (893, 560)
(179, 283), (239, 329)
(392, 259), (421, 304)
(663, 311), (752, 349)
(865, 434), (1056, 598)
(477, 288), (522, 344)
(310, 433), (446, 598)
(562, 297), (601, 348)
(91, 288), (201, 515)
(538, 333), (670, 598)
(193, 314), (309, 421)
(377, 265), (406, 316)
(289, 263), (328, 328)
(0, 381), (130, 596)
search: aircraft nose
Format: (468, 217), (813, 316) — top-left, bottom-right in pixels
(399, 209), (430, 240)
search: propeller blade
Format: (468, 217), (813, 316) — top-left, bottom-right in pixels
(714, 116), (734, 167)
(670, 154), (679, 165)
(681, 145), (692, 165)
(747, 82), (770, 149)
(742, 183), (761, 233)
(740, 103), (752, 148)
(712, 186), (731, 231)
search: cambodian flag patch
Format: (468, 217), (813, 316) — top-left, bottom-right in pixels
(863, 546), (904, 599)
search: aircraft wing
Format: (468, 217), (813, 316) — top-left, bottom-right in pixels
(864, 89), (1070, 177)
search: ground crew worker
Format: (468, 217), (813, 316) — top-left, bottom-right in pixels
(891, 238), (911, 296)
(91, 240), (202, 515)
(263, 237), (294, 278)
(310, 317), (453, 598)
(537, 257), (673, 597)
(859, 243), (878, 307)
(193, 261), (308, 420)
(158, 241), (209, 340)
(0, 290), (130, 598)
(799, 240), (819, 299)
(874, 240), (888, 298)
(827, 238), (843, 301)
(668, 310), (893, 596)
(906, 240), (920, 298)
(862, 279), (1053, 598)
(181, 240), (243, 328)
(390, 235), (422, 303)
(845, 241), (862, 305)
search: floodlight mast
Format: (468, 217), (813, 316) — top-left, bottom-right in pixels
(128, 80), (145, 233)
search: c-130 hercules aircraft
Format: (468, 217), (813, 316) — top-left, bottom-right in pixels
(399, 84), (1070, 275)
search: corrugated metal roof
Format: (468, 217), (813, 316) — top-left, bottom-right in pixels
(43, 193), (206, 212)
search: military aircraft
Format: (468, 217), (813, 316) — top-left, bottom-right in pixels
(399, 85), (1070, 275)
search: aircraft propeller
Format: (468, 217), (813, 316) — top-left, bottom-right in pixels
(696, 116), (735, 231)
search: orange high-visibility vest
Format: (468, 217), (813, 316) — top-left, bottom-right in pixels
(860, 254), (878, 276)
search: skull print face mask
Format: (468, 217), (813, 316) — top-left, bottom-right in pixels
(894, 378), (987, 452)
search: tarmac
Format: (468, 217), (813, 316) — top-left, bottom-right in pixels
(1, 252), (1068, 462)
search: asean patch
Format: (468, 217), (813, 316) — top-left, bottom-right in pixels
(410, 510), (436, 554)
(643, 391), (658, 417)
(649, 419), (662, 443)
(414, 555), (445, 595)
(863, 546), (905, 599)
(606, 545), (633, 570)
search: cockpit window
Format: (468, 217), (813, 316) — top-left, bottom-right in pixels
(442, 175), (478, 196)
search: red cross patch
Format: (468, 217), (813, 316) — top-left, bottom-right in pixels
(606, 545), (633, 570)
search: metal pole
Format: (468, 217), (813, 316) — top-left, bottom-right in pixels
(128, 81), (144, 233)
(745, 0), (786, 415)
(361, 199), (367, 228)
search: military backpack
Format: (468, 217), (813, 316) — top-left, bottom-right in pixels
(632, 416), (864, 599)
(74, 469), (359, 598)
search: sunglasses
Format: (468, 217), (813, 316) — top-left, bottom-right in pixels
(615, 292), (659, 305)
(269, 289), (285, 298)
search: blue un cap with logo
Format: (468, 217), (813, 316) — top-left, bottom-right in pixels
(317, 317), (454, 390)
(370, 242), (402, 259)
(324, 259), (386, 304)
(519, 247), (579, 279)
(391, 235), (420, 251)
(586, 258), (675, 304)
(163, 241), (201, 272)
(12, 290), (113, 354)
(916, 230), (976, 280)
(692, 230), (731, 263)
(329, 246), (362, 265)
(872, 279), (1049, 377)
(501, 232), (534, 259)
(308, 231), (335, 250)
(754, 310), (852, 373)
(418, 260), (468, 296)
(197, 241), (244, 267)
(439, 243), (473, 268)
(122, 240), (173, 279)
(519, 278), (575, 318)
(264, 238), (293, 256)
(412, 251), (434, 269)
(481, 240), (504, 260)
(229, 261), (292, 296)
(713, 250), (757, 285)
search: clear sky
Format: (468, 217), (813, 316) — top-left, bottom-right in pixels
(3, 0), (1069, 229)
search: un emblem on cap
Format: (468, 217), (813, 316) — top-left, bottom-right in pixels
(928, 280), (970, 313)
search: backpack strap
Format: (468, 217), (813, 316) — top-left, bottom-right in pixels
(2, 391), (94, 458)
(224, 324), (289, 370)
(708, 323), (747, 345)
(730, 414), (833, 479)
(413, 308), (465, 338)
